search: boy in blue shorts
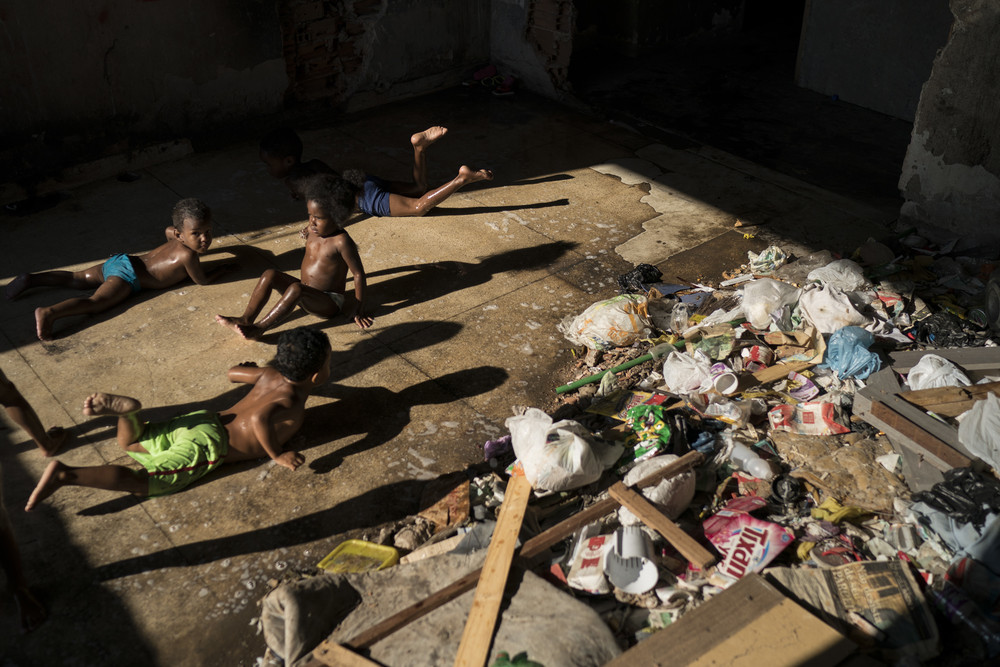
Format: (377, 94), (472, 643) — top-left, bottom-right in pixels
(259, 126), (493, 218)
(5, 199), (231, 340)
(25, 327), (331, 509)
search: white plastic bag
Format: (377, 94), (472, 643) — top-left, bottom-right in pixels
(798, 284), (871, 333)
(662, 350), (715, 395)
(617, 455), (696, 526)
(558, 295), (652, 350)
(958, 392), (1000, 470)
(506, 408), (621, 492)
(906, 353), (971, 391)
(741, 279), (800, 330)
(807, 259), (870, 291)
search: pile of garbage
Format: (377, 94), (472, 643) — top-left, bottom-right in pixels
(259, 233), (1000, 666)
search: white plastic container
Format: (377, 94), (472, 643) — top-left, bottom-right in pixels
(729, 442), (774, 480)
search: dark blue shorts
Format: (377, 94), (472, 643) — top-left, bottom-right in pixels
(357, 176), (391, 217)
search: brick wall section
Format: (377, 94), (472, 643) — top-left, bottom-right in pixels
(526, 0), (574, 92)
(277, 0), (386, 104)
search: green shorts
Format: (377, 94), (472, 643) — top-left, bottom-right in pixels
(127, 410), (229, 497)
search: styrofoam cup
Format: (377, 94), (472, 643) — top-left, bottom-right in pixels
(603, 526), (659, 594)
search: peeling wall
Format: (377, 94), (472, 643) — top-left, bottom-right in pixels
(899, 0), (1000, 243)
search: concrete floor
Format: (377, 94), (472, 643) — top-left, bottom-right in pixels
(0, 87), (894, 666)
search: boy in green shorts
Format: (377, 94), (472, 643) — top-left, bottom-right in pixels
(25, 327), (331, 509)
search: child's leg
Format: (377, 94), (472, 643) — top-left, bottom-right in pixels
(388, 165), (494, 217)
(216, 269), (299, 339)
(34, 277), (133, 341)
(82, 392), (145, 451)
(0, 490), (46, 632)
(5, 264), (105, 300)
(25, 460), (149, 510)
(0, 373), (67, 457)
(231, 282), (340, 339)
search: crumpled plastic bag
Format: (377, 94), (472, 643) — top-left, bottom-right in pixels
(747, 245), (788, 274)
(798, 284), (871, 333)
(958, 393), (1000, 471)
(506, 408), (622, 492)
(661, 350), (714, 395)
(558, 295), (652, 350)
(617, 263), (662, 294)
(821, 325), (882, 379)
(617, 455), (696, 526)
(806, 258), (870, 291)
(906, 353), (971, 391)
(741, 279), (800, 330)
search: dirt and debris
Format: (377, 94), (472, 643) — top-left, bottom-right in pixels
(258, 231), (1000, 666)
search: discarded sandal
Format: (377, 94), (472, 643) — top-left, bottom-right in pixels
(492, 75), (516, 97)
(461, 64), (498, 87)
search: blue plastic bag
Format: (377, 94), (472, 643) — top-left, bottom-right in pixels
(822, 326), (882, 379)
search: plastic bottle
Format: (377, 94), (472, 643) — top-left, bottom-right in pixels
(729, 441), (774, 480)
(670, 303), (689, 333)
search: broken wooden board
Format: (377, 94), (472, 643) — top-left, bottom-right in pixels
(603, 574), (856, 667)
(454, 474), (532, 667)
(311, 639), (383, 666)
(899, 381), (1000, 417)
(608, 482), (716, 570)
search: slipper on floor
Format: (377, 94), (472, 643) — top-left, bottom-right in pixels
(461, 64), (498, 86)
(492, 75), (516, 97)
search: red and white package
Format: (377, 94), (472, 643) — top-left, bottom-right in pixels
(768, 401), (850, 436)
(703, 496), (794, 585)
(566, 534), (612, 594)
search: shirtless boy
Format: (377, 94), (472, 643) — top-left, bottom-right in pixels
(216, 174), (374, 338)
(259, 125), (493, 217)
(5, 198), (228, 340)
(25, 326), (330, 510)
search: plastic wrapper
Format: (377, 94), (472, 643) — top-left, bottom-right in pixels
(768, 401), (850, 436)
(822, 325), (882, 380)
(807, 258), (870, 291)
(958, 393), (1000, 471)
(746, 245), (788, 274)
(506, 408), (622, 492)
(741, 278), (800, 330)
(617, 263), (662, 295)
(557, 294), (652, 350)
(907, 353), (971, 391)
(798, 284), (872, 334)
(661, 350), (714, 396)
(703, 496), (794, 584)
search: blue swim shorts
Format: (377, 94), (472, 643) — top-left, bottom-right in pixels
(357, 175), (391, 217)
(102, 253), (141, 293)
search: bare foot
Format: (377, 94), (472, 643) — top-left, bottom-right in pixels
(13, 586), (46, 633)
(26, 460), (65, 511)
(5, 274), (30, 300)
(34, 307), (53, 341)
(411, 126), (448, 150)
(40, 426), (70, 457)
(215, 315), (262, 340)
(458, 165), (494, 184)
(82, 392), (141, 417)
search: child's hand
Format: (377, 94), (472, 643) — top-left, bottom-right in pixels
(354, 310), (374, 329)
(237, 361), (258, 368)
(275, 451), (304, 471)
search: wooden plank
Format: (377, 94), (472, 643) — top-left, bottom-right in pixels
(604, 574), (855, 667)
(310, 639), (384, 666)
(345, 450), (705, 649)
(608, 482), (717, 570)
(889, 347), (1000, 374)
(880, 393), (976, 458)
(869, 401), (971, 469)
(453, 474), (533, 667)
(752, 360), (813, 384)
(899, 381), (1000, 417)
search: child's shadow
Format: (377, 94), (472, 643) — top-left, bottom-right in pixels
(305, 365), (509, 473)
(367, 240), (578, 317)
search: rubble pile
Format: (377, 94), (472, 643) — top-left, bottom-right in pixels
(260, 233), (1000, 667)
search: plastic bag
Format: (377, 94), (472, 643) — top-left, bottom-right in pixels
(617, 455), (696, 525)
(907, 353), (971, 391)
(798, 284), (871, 333)
(747, 245), (788, 274)
(806, 258), (869, 291)
(506, 408), (621, 492)
(661, 350), (714, 396)
(617, 263), (662, 294)
(822, 325), (882, 379)
(741, 279), (800, 330)
(958, 393), (1000, 471)
(558, 295), (652, 350)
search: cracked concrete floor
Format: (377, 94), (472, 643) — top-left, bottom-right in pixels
(0, 87), (894, 666)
